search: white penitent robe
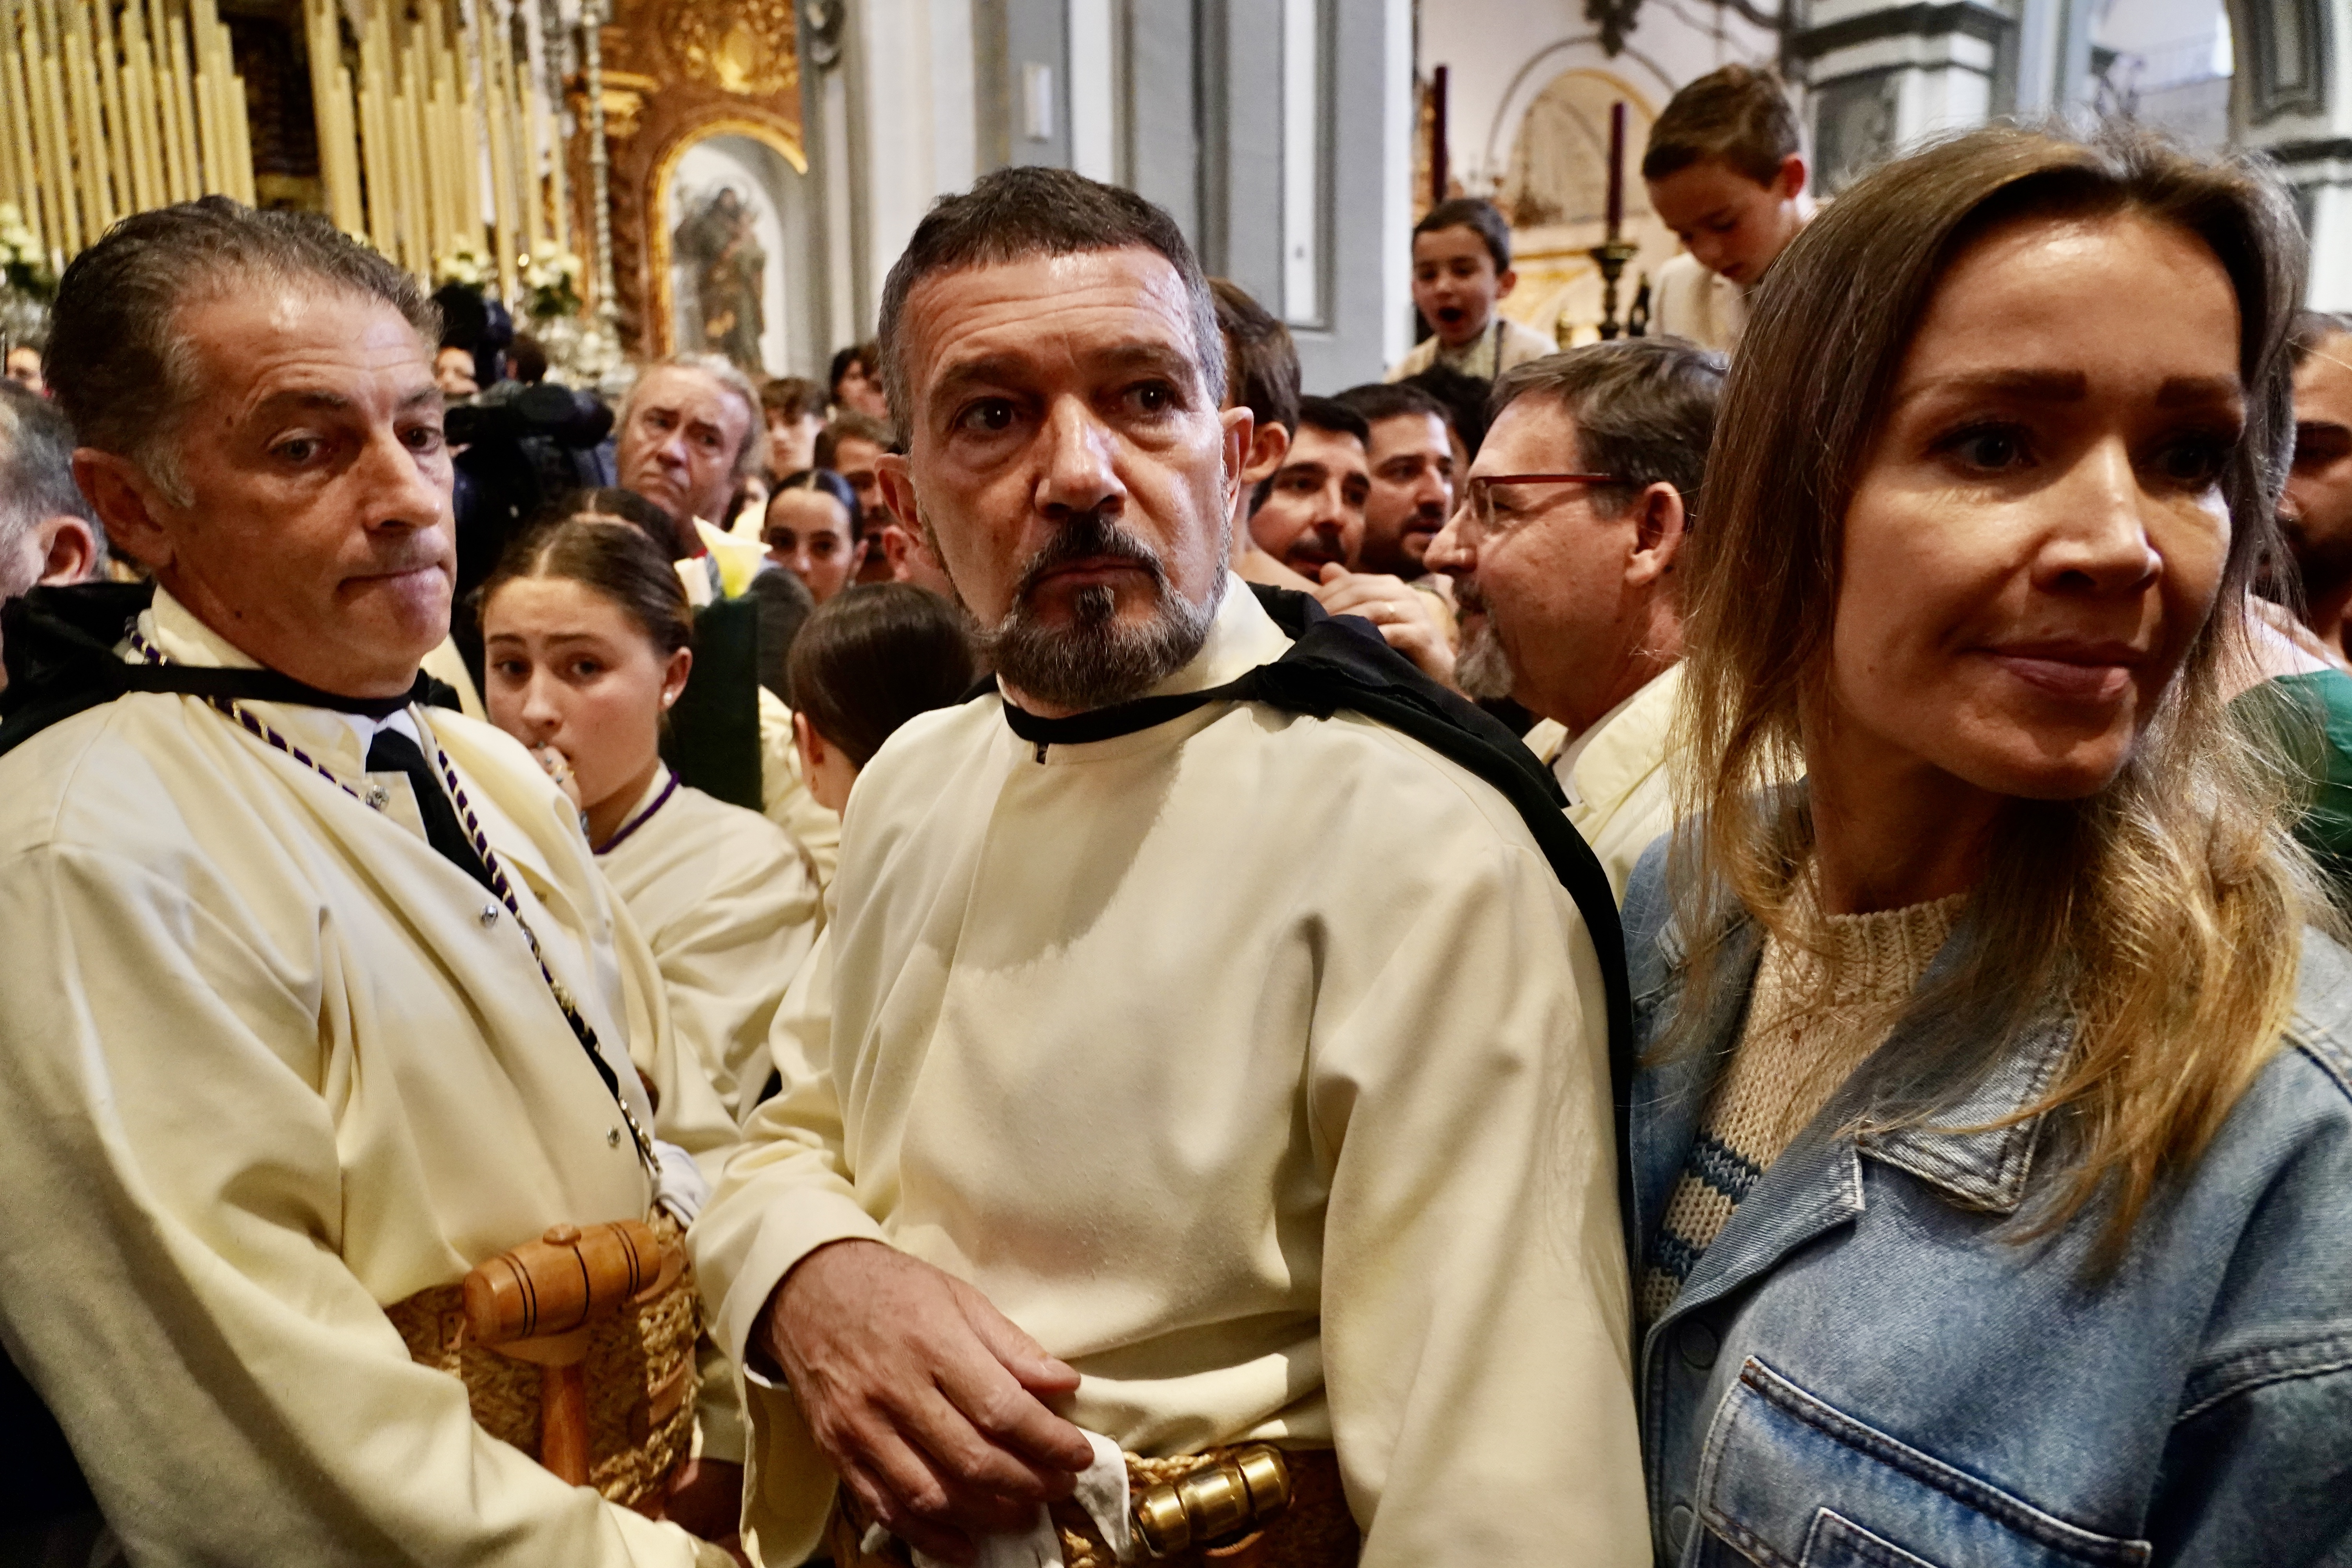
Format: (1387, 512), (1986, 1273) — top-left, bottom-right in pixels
(1651, 252), (1747, 354)
(694, 580), (1647, 1568)
(599, 767), (824, 1122)
(0, 590), (726, 1567)
(1521, 663), (1684, 903)
(757, 685), (841, 888)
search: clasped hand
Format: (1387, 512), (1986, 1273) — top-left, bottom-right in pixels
(759, 1240), (1095, 1565)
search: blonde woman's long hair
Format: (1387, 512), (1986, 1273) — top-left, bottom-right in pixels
(1668, 125), (2323, 1256)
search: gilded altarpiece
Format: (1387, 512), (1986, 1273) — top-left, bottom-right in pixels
(571, 0), (802, 361)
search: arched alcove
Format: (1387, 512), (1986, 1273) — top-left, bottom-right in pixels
(1488, 68), (1673, 347)
(649, 122), (812, 375)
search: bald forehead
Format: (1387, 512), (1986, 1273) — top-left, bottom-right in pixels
(1463, 394), (1592, 488)
(2298, 331), (2352, 382)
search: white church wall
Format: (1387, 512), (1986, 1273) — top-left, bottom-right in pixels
(1424, 0), (1781, 201)
(2223, 0), (2352, 311)
(801, 0), (1410, 391)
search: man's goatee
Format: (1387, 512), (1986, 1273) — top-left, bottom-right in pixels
(979, 512), (1217, 711)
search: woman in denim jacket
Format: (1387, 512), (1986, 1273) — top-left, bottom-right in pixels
(1621, 125), (2352, 1567)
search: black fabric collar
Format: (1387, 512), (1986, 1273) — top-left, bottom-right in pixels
(0, 581), (459, 761)
(994, 585), (1563, 799)
(998, 686), (1240, 749)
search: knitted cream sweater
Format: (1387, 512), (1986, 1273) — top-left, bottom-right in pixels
(1638, 885), (1965, 1325)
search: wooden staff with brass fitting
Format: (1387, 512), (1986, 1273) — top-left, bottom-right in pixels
(461, 1217), (684, 1485)
(1130, 1445), (1293, 1559)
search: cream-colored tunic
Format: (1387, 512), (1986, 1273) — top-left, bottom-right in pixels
(694, 580), (1646, 1568)
(757, 685), (840, 888)
(0, 590), (720, 1567)
(1523, 663), (1682, 902)
(1385, 314), (1559, 381)
(1651, 252), (1747, 354)
(600, 767), (823, 1121)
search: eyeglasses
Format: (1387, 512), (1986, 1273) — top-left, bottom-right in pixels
(1461, 473), (1622, 536)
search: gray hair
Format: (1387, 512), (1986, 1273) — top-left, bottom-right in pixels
(1490, 338), (1727, 526)
(0, 384), (104, 596)
(619, 354), (769, 483)
(44, 196), (437, 507)
(876, 167), (1226, 432)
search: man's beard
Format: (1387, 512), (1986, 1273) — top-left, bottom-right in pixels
(1451, 582), (1517, 700)
(969, 509), (1217, 711)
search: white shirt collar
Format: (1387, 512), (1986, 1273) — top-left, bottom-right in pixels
(342, 707), (423, 756)
(1550, 679), (1653, 807)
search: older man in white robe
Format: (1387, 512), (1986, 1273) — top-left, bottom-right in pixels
(0, 197), (738, 1564)
(691, 168), (1646, 1568)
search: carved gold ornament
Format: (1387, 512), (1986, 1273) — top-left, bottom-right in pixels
(674, 0), (799, 96)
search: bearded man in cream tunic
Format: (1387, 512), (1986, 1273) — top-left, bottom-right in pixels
(1426, 339), (1726, 901)
(0, 200), (739, 1564)
(691, 169), (1646, 1567)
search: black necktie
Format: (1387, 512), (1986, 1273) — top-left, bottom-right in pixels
(366, 727), (498, 893)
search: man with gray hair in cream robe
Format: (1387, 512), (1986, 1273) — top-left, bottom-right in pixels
(690, 168), (1646, 1568)
(0, 198), (740, 1564)
(614, 354), (844, 889)
(1423, 339), (1726, 901)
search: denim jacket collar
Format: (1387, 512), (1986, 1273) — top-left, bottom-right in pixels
(1632, 905), (2080, 1331)
(1855, 1008), (2073, 1215)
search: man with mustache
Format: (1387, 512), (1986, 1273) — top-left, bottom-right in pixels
(690, 168), (1647, 1568)
(0, 199), (737, 1566)
(1243, 394), (1370, 584)
(1426, 338), (1724, 900)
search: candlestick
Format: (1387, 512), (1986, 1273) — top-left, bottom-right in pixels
(583, 0), (614, 329)
(1604, 99), (1624, 242)
(1588, 236), (1637, 341)
(0, 10), (38, 244)
(125, 0), (162, 207)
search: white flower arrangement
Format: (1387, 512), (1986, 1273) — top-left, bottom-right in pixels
(0, 203), (55, 299)
(434, 241), (492, 290)
(522, 240), (585, 320)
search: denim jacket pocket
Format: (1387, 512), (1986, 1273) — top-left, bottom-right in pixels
(1692, 1357), (2152, 1568)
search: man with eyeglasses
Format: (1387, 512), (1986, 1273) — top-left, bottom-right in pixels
(1425, 339), (1725, 898)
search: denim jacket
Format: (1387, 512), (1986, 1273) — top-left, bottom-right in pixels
(1620, 842), (2352, 1568)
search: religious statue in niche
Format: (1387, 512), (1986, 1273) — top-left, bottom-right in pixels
(672, 186), (767, 374)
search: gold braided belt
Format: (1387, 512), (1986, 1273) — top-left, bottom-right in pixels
(384, 1209), (701, 1510)
(826, 1445), (1359, 1568)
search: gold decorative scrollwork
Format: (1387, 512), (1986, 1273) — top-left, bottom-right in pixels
(671, 0), (799, 97)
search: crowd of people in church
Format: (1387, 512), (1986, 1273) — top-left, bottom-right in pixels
(0, 55), (2347, 1568)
